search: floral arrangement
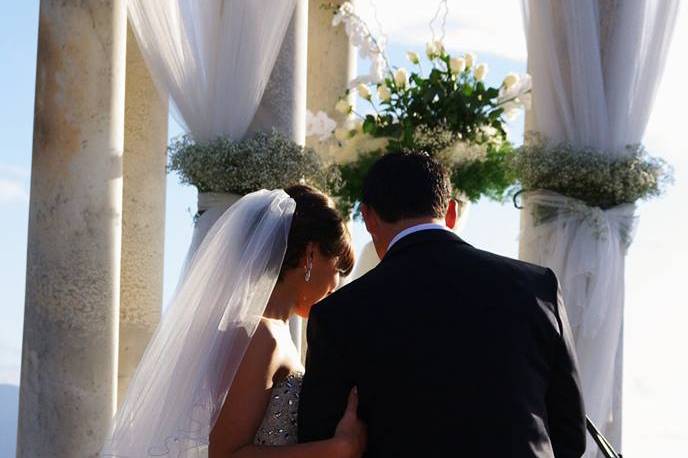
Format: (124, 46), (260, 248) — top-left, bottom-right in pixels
(308, 2), (531, 215)
(168, 129), (340, 196)
(512, 134), (673, 209)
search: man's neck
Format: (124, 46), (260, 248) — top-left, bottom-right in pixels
(388, 217), (444, 241)
(377, 217), (446, 258)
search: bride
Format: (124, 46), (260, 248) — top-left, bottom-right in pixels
(101, 185), (366, 457)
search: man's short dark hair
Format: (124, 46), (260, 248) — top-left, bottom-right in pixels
(361, 152), (451, 223)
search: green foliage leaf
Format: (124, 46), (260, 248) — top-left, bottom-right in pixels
(329, 48), (522, 214)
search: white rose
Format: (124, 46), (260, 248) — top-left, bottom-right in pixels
(425, 40), (444, 59)
(406, 51), (420, 65)
(449, 57), (466, 75)
(503, 73), (519, 90)
(425, 42), (437, 59)
(335, 98), (352, 114)
(474, 63), (488, 81)
(465, 52), (476, 69)
(377, 84), (392, 102)
(434, 40), (445, 56)
(357, 83), (372, 100)
(394, 68), (408, 88)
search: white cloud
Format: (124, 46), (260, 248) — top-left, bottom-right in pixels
(0, 367), (19, 386)
(0, 165), (29, 178)
(355, 0), (527, 61)
(0, 179), (28, 205)
(0, 164), (29, 205)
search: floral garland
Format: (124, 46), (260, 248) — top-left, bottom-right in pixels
(307, 2), (530, 215)
(512, 134), (673, 209)
(168, 130), (340, 197)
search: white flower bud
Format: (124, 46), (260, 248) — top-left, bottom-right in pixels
(406, 51), (420, 65)
(503, 73), (519, 90)
(356, 83), (372, 100)
(377, 84), (392, 102)
(394, 68), (408, 88)
(335, 98), (352, 114)
(425, 40), (444, 59)
(474, 63), (488, 81)
(425, 42), (437, 59)
(465, 52), (476, 69)
(449, 57), (466, 75)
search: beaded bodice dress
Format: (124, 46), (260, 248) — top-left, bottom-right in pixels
(253, 371), (303, 446)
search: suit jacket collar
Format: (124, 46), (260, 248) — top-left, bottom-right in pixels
(381, 228), (469, 262)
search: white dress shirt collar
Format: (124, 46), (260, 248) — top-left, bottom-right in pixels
(387, 223), (450, 251)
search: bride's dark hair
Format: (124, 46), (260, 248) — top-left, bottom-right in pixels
(280, 184), (354, 279)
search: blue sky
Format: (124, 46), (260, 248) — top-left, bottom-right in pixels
(1, 1), (687, 455)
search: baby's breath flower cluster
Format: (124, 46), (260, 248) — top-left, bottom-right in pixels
(407, 124), (488, 165)
(168, 130), (340, 196)
(513, 135), (673, 209)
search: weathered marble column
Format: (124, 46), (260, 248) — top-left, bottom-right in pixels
(248, 0), (308, 142)
(117, 24), (168, 405)
(306, 0), (357, 150)
(248, 0), (309, 354)
(17, 1), (127, 457)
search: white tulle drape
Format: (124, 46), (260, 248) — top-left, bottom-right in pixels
(102, 191), (295, 457)
(127, 0), (297, 142)
(520, 0), (679, 454)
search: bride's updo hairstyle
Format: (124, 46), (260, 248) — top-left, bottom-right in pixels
(279, 184), (354, 279)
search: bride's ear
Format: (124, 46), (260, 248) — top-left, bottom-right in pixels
(304, 242), (317, 265)
(445, 199), (458, 230)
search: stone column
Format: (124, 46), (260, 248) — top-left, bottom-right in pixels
(117, 24), (168, 405)
(306, 0), (357, 151)
(247, 0), (309, 353)
(247, 0), (308, 142)
(294, 0), (357, 361)
(16, 1), (127, 457)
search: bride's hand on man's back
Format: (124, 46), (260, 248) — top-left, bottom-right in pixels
(333, 387), (367, 458)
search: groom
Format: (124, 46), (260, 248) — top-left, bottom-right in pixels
(298, 152), (587, 457)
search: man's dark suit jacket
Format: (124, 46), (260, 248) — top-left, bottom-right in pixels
(298, 229), (586, 457)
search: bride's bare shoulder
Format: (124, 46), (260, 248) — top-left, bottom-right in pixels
(242, 319), (279, 373)
(241, 318), (296, 384)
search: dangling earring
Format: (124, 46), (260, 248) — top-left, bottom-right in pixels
(304, 256), (313, 282)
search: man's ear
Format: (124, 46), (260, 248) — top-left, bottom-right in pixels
(361, 203), (378, 236)
(445, 199), (458, 229)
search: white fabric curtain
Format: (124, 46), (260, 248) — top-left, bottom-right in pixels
(127, 0), (297, 142)
(520, 1), (679, 455)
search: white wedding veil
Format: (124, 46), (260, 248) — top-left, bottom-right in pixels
(101, 190), (295, 457)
